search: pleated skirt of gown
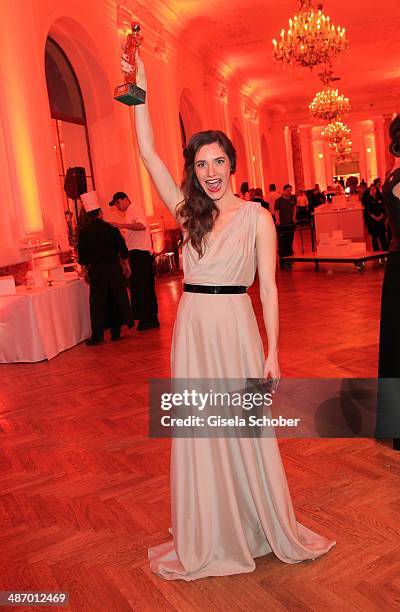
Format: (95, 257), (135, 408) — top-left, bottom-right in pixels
(148, 291), (335, 580)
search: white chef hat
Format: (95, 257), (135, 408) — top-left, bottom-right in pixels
(80, 191), (101, 212)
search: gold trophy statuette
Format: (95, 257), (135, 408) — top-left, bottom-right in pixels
(114, 22), (146, 106)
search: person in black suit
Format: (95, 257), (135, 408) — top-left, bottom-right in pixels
(274, 184), (297, 268)
(78, 191), (133, 345)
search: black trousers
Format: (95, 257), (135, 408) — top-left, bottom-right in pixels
(129, 250), (158, 322)
(296, 206), (309, 223)
(376, 252), (400, 445)
(369, 223), (388, 251)
(88, 262), (131, 339)
(104, 290), (124, 339)
(277, 223), (296, 261)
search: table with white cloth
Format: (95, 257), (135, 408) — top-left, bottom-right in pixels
(0, 278), (90, 363)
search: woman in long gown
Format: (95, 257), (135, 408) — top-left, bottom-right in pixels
(123, 52), (335, 580)
(376, 114), (400, 451)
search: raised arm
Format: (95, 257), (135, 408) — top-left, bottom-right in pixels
(122, 52), (183, 215)
(256, 208), (280, 386)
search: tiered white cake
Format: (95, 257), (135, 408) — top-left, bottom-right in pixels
(317, 230), (366, 257)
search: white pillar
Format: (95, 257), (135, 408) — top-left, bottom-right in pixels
(0, 1), (68, 251)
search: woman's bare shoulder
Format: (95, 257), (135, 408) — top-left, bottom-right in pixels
(256, 206), (275, 233)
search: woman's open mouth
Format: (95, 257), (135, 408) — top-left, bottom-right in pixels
(205, 179), (222, 193)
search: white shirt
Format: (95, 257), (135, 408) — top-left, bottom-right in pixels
(121, 204), (153, 253)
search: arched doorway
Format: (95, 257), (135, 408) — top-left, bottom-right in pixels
(45, 37), (95, 233)
(179, 89), (202, 146)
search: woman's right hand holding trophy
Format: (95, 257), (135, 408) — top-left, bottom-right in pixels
(121, 48), (147, 92)
(114, 22), (146, 105)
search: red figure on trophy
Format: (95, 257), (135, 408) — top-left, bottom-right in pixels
(114, 22), (146, 106)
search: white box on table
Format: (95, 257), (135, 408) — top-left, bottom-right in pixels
(31, 269), (45, 286)
(317, 243), (352, 256)
(0, 275), (16, 295)
(48, 265), (65, 281)
(318, 232), (330, 244)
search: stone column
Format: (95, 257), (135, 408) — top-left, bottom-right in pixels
(290, 126), (305, 191)
(299, 126), (315, 188)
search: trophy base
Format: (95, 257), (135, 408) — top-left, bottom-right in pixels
(114, 83), (146, 106)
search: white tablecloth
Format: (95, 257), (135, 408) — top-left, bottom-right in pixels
(0, 279), (90, 362)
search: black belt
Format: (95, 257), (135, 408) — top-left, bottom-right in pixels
(183, 284), (247, 294)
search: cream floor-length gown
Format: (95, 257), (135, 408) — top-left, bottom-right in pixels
(149, 201), (335, 580)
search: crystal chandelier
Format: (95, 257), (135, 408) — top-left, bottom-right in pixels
(321, 119), (351, 143)
(330, 136), (353, 161)
(309, 67), (350, 120)
(272, 0), (348, 68)
(309, 88), (350, 120)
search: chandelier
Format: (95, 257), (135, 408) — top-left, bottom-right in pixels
(321, 119), (351, 143)
(272, 0), (348, 68)
(309, 88), (350, 120)
(330, 136), (352, 162)
(309, 67), (350, 120)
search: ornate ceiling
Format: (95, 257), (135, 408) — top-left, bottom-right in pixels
(142, 0), (400, 121)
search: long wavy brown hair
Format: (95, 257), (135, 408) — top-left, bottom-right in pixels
(176, 130), (237, 257)
(389, 114), (400, 157)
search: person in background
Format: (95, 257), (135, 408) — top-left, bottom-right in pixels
(346, 175), (359, 194)
(78, 191), (133, 345)
(109, 192), (159, 331)
(265, 183), (279, 211)
(252, 187), (269, 210)
(363, 184), (388, 252)
(64, 209), (74, 245)
(357, 183), (367, 202)
(324, 185), (336, 203)
(244, 188), (255, 201)
(376, 114), (400, 451)
(239, 181), (249, 199)
(335, 181), (345, 195)
(275, 184), (297, 269)
(373, 177), (383, 201)
(307, 184), (325, 214)
(374, 177), (391, 243)
(296, 188), (309, 223)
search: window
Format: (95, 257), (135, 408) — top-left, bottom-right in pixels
(45, 38), (95, 231)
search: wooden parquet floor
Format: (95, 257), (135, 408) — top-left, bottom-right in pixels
(1, 261), (400, 612)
